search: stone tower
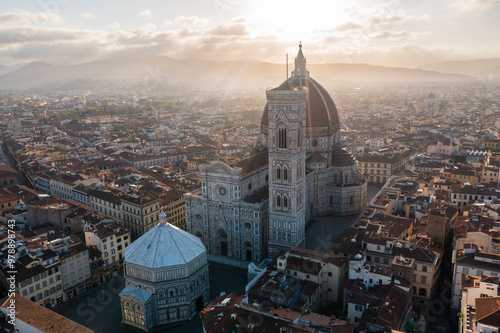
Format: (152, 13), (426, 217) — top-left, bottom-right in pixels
(267, 51), (308, 257)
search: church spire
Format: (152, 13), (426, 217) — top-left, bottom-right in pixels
(291, 42), (309, 79)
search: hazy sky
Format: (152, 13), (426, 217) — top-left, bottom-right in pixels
(1, 0), (499, 67)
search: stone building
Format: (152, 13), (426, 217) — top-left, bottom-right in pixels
(119, 211), (209, 331)
(184, 44), (367, 261)
(425, 202), (458, 248)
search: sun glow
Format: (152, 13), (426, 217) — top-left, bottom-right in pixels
(247, 0), (352, 42)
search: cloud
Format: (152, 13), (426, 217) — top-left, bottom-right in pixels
(333, 21), (362, 31)
(0, 11), (32, 25)
(344, 3), (430, 28)
(81, 13), (95, 19)
(370, 30), (409, 39)
(416, 14), (431, 21)
(0, 27), (100, 47)
(0, 7), (494, 70)
(143, 23), (157, 31)
(163, 16), (209, 28)
(455, 0), (500, 10)
(139, 9), (153, 17)
(105, 22), (121, 30)
(209, 21), (248, 36)
(0, 10), (61, 25)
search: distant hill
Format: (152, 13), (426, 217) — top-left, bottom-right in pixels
(480, 64), (500, 79)
(418, 58), (500, 76)
(0, 63), (24, 76)
(309, 63), (470, 83)
(0, 57), (475, 91)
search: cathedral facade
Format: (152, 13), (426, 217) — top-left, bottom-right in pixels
(184, 45), (367, 261)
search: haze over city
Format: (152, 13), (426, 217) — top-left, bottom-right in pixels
(0, 2), (500, 333)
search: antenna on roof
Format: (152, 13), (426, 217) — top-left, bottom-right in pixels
(286, 53), (288, 81)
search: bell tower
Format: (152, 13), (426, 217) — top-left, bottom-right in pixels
(267, 71), (308, 257)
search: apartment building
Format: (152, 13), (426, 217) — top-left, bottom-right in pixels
(88, 188), (122, 222)
(12, 249), (64, 308)
(443, 167), (477, 186)
(451, 186), (498, 208)
(362, 236), (443, 310)
(275, 247), (349, 307)
(0, 160), (18, 188)
(84, 222), (130, 272)
(160, 189), (187, 230)
(45, 234), (91, 300)
(121, 192), (160, 237)
(357, 149), (413, 184)
(452, 251), (500, 309)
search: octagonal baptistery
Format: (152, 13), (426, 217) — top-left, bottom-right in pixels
(119, 211), (209, 331)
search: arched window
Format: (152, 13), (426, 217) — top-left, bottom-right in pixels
(330, 195), (333, 205)
(350, 195), (354, 205)
(278, 127), (287, 149)
(298, 127), (301, 148)
(334, 174), (337, 184)
(344, 173), (349, 184)
(283, 168), (288, 181)
(276, 195), (281, 208)
(283, 196), (288, 208)
(277, 167), (281, 180)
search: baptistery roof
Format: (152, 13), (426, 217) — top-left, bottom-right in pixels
(125, 211), (206, 269)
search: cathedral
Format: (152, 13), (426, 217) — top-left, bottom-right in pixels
(184, 44), (367, 261)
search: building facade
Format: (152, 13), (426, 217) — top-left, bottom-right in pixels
(121, 192), (160, 238)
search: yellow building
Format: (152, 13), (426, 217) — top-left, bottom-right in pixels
(0, 160), (18, 188)
(442, 168), (476, 186)
(121, 192), (160, 237)
(45, 149), (72, 160)
(0, 188), (19, 215)
(160, 189), (187, 230)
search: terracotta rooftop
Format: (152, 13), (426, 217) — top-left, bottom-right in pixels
(230, 150), (268, 176)
(0, 295), (94, 333)
(476, 296), (500, 328)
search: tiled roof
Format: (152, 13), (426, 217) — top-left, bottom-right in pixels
(476, 296), (500, 327)
(0, 295), (94, 333)
(125, 222), (206, 269)
(261, 76), (340, 136)
(230, 150), (268, 176)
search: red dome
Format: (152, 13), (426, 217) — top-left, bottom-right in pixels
(261, 77), (340, 138)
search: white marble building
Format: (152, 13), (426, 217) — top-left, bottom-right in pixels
(119, 211), (209, 331)
(184, 44), (367, 261)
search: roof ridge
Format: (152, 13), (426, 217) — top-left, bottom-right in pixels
(150, 225), (162, 268)
(165, 223), (190, 264)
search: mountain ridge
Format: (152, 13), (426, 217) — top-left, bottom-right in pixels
(0, 57), (478, 91)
